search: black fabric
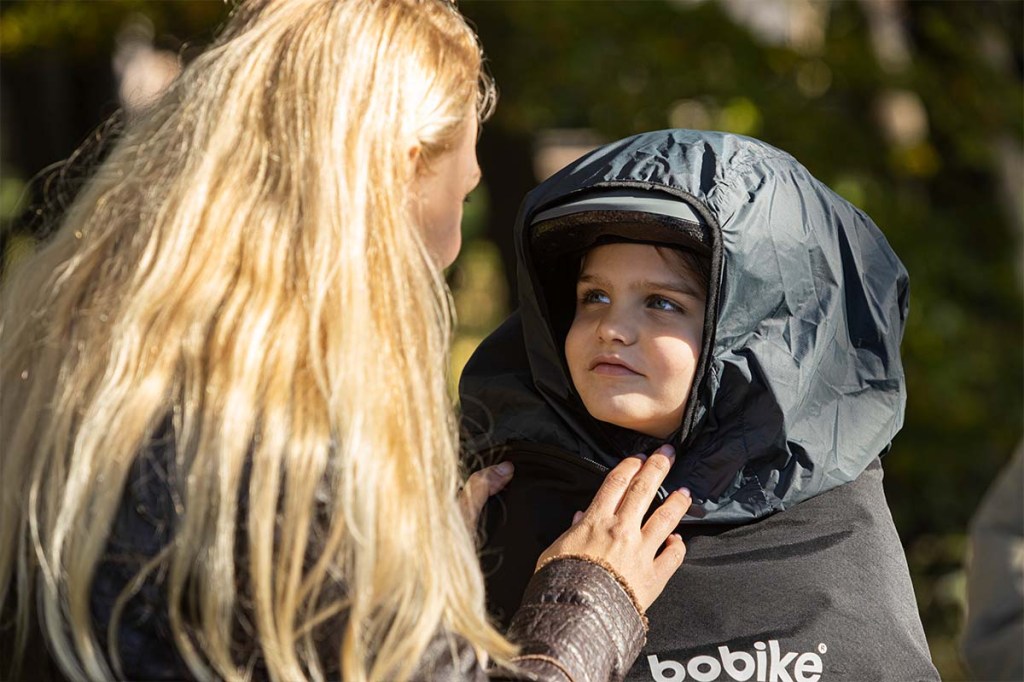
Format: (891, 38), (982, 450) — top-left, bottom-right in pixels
(479, 442), (612, 625)
(460, 129), (938, 681)
(89, 421), (193, 680)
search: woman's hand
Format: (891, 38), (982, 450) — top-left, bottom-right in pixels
(459, 462), (514, 529)
(537, 444), (691, 612)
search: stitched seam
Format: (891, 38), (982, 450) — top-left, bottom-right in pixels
(512, 654), (577, 682)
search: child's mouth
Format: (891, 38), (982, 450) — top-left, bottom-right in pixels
(591, 361), (641, 377)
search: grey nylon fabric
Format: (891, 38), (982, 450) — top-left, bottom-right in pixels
(461, 129), (909, 523)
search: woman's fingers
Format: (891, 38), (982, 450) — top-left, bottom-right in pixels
(583, 455), (645, 517)
(459, 462), (514, 528)
(653, 533), (687, 582)
(537, 444), (693, 612)
(642, 488), (692, 546)
(615, 444), (676, 521)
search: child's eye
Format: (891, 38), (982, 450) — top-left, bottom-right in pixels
(647, 295), (683, 313)
(579, 289), (610, 305)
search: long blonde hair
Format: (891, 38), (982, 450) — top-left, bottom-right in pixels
(0, 1), (512, 679)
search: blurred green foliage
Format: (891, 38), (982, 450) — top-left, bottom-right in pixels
(1, 2), (1020, 679)
(0, 0), (228, 56)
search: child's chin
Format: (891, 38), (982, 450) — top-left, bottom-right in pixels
(593, 407), (674, 440)
(593, 410), (648, 435)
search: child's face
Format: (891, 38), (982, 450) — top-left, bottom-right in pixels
(564, 243), (706, 439)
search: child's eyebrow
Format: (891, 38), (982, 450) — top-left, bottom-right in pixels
(576, 272), (703, 300)
(637, 279), (703, 299)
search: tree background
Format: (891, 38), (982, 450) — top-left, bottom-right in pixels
(2, 1), (1020, 679)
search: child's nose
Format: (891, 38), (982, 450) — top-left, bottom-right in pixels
(596, 306), (637, 344)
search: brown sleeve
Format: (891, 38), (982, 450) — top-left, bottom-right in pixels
(500, 557), (648, 682)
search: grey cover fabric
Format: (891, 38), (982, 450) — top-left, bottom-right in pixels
(633, 460), (936, 681)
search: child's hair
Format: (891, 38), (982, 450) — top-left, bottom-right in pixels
(0, 1), (512, 681)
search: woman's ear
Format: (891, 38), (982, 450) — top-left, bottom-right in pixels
(407, 142), (422, 170)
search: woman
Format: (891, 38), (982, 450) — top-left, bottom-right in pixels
(0, 1), (689, 680)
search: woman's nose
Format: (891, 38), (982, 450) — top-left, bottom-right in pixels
(596, 306), (636, 344)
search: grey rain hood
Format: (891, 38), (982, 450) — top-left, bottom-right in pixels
(461, 128), (909, 523)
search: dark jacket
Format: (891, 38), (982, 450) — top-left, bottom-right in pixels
(460, 129), (939, 681)
(7, 434), (647, 682)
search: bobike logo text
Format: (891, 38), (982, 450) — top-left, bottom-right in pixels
(647, 640), (828, 682)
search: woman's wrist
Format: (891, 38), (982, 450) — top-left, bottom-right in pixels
(510, 556), (648, 682)
(535, 553), (649, 628)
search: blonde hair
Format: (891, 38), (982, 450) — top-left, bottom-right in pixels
(0, 1), (511, 680)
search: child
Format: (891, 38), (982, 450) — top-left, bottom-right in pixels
(460, 129), (940, 681)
